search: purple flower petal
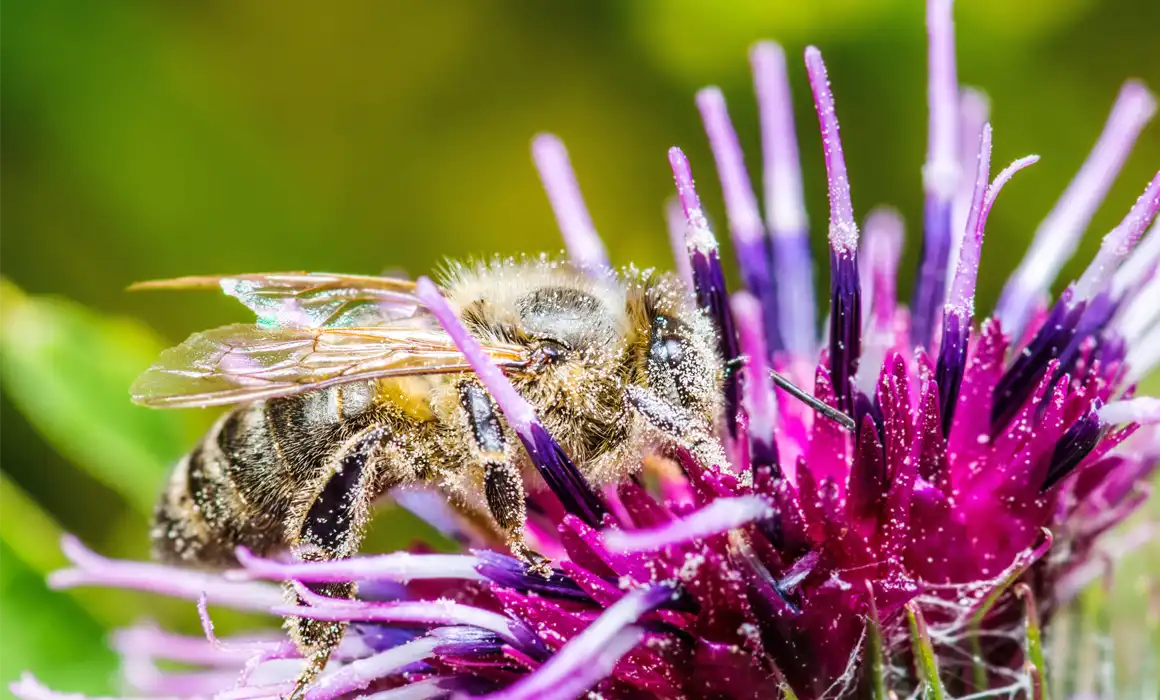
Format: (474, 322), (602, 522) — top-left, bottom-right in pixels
(939, 122), (1038, 433)
(11, 674), (148, 700)
(948, 128), (1039, 316)
(805, 46), (863, 414)
(948, 87), (991, 287)
(473, 551), (591, 601)
(49, 535), (281, 612)
(362, 677), (482, 700)
(304, 636), (440, 700)
(856, 207), (904, 394)
(111, 621), (282, 667)
(936, 117), (993, 433)
(751, 41), (809, 240)
(1074, 172), (1160, 302)
(827, 249), (862, 416)
(478, 585), (674, 700)
(232, 546), (485, 584)
(1111, 219), (1160, 298)
(604, 496), (772, 552)
(803, 47), (858, 255)
(1099, 397), (1160, 426)
(279, 585), (527, 648)
(1044, 401), (1106, 491)
(664, 197), (695, 291)
(1126, 321), (1160, 382)
(992, 290), (1086, 434)
(732, 291), (779, 468)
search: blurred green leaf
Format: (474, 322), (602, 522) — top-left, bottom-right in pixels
(0, 540), (118, 696)
(623, 0), (1096, 86)
(362, 502), (458, 555)
(0, 473), (143, 632)
(1081, 579), (1115, 697)
(0, 472), (68, 575)
(0, 279), (209, 514)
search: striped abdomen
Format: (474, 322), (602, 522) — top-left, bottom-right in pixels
(150, 383), (380, 568)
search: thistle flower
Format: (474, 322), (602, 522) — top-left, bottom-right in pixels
(13, 1), (1160, 699)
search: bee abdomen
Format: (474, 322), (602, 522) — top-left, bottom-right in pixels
(151, 386), (378, 568)
(218, 401), (300, 512)
(152, 446), (233, 567)
(151, 408), (283, 568)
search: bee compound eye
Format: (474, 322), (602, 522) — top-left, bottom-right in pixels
(532, 340), (567, 365)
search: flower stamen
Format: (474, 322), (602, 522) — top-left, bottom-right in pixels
(698, 87), (780, 355)
(731, 291), (778, 465)
(913, 0), (962, 350)
(939, 122), (1039, 434)
(998, 81), (1157, 337)
(531, 133), (609, 272)
(751, 41), (817, 357)
(668, 146), (743, 433)
(805, 45), (862, 415)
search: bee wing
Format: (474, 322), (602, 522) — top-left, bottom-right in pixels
(132, 323), (528, 408)
(129, 272), (421, 328)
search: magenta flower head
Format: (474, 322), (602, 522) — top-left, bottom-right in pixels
(13, 2), (1159, 699)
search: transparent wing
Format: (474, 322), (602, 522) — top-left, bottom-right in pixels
(130, 272), (420, 328)
(132, 323), (528, 408)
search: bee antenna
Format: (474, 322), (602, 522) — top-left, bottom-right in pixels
(768, 369), (857, 432)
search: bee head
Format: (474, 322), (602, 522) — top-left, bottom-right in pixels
(449, 260), (633, 434)
(643, 301), (722, 423)
(446, 259), (724, 465)
(513, 282), (628, 402)
(617, 271), (722, 427)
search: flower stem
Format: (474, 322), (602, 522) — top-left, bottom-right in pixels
(1027, 663), (1045, 700)
(967, 530), (1053, 691)
(1016, 583), (1049, 700)
(906, 603), (945, 700)
(865, 582), (889, 700)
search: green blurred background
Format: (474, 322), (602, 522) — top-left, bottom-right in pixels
(2, 0), (1158, 696)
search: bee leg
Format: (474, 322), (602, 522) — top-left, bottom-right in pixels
(485, 461), (552, 577)
(286, 425), (387, 698)
(458, 382), (551, 577)
(625, 385), (730, 473)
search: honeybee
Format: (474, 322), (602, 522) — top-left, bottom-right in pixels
(133, 257), (727, 694)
